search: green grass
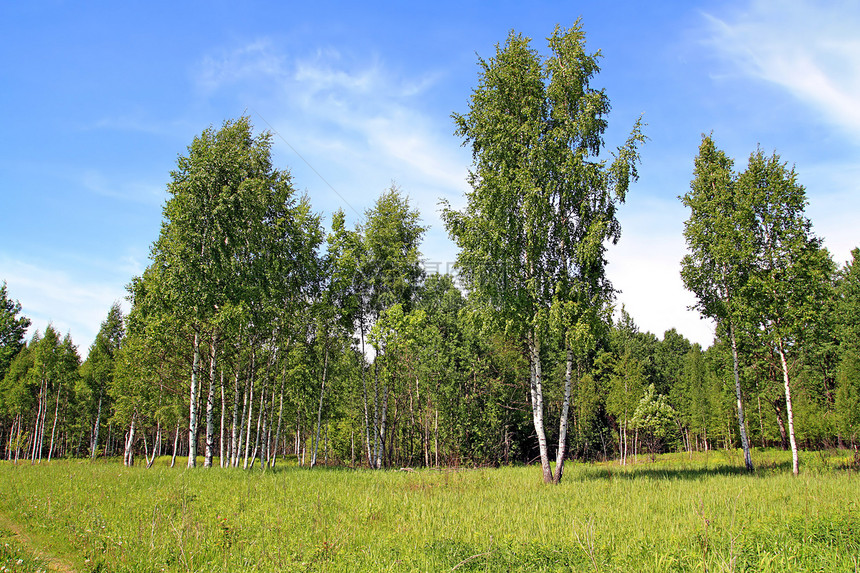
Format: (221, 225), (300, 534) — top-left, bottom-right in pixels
(0, 450), (858, 572)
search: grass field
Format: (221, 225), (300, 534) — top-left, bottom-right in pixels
(0, 450), (858, 572)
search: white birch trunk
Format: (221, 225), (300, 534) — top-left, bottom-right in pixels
(230, 368), (241, 467)
(258, 399), (269, 471)
(270, 374), (285, 469)
(188, 330), (201, 468)
(379, 376), (390, 470)
(171, 422), (179, 468)
(15, 415), (24, 462)
(311, 347), (329, 468)
(47, 383), (62, 462)
(235, 369), (249, 467)
(373, 358), (381, 468)
(7, 416), (16, 461)
(434, 409), (439, 468)
(145, 422), (161, 468)
(37, 378), (50, 462)
(248, 379), (265, 470)
(554, 348), (573, 484)
(777, 343), (800, 475)
(295, 409), (300, 463)
(5, 417), (12, 461)
(31, 379), (46, 462)
(219, 369), (226, 468)
(91, 395), (102, 460)
(124, 413), (136, 467)
(729, 323), (754, 471)
(360, 329), (372, 467)
(204, 331), (218, 467)
(242, 377), (254, 469)
(528, 331), (553, 483)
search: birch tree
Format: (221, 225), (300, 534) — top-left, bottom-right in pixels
(680, 135), (755, 471)
(606, 350), (645, 465)
(361, 187), (426, 468)
(1, 340), (35, 462)
(29, 326), (61, 463)
(738, 149), (833, 475)
(79, 303), (124, 459)
(149, 116), (311, 468)
(443, 22), (643, 483)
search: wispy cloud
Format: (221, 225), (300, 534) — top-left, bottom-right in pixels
(284, 52), (471, 226)
(86, 114), (190, 137)
(1, 256), (131, 356)
(196, 39), (288, 93)
(704, 0), (860, 139)
(81, 169), (165, 205)
(800, 159), (860, 263)
(194, 41), (470, 235)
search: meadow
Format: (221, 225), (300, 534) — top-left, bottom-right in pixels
(0, 450), (858, 572)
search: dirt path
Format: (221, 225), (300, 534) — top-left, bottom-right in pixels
(0, 513), (77, 573)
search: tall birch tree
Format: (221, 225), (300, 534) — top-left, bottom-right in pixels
(680, 135), (755, 471)
(443, 22), (643, 483)
(738, 149), (832, 476)
(149, 116), (307, 468)
(361, 187), (426, 468)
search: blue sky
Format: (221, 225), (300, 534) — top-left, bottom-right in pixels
(2, 1), (858, 356)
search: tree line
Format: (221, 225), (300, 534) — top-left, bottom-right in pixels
(1, 23), (858, 480)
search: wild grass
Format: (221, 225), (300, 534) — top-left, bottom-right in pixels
(0, 450), (858, 572)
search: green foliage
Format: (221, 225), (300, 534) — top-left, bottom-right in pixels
(444, 21), (643, 482)
(152, 117), (301, 326)
(0, 282), (31, 383)
(835, 248), (860, 445)
(77, 303), (125, 454)
(631, 384), (677, 458)
(605, 350), (646, 427)
(361, 185), (426, 318)
(681, 135), (750, 327)
(738, 149), (834, 350)
(445, 22), (643, 340)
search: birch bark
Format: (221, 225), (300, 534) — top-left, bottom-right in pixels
(528, 331), (553, 483)
(777, 343), (800, 475)
(553, 348), (573, 484)
(188, 330), (201, 468)
(47, 383), (61, 462)
(730, 323), (754, 471)
(311, 347), (329, 467)
(91, 395), (102, 460)
(204, 331), (217, 467)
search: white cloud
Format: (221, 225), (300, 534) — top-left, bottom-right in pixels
(86, 114), (190, 138)
(704, 0), (860, 140)
(194, 41), (471, 254)
(607, 195), (716, 347)
(800, 160), (860, 264)
(81, 169), (165, 205)
(196, 40), (287, 93)
(1, 256), (132, 357)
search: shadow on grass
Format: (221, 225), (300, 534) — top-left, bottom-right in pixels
(575, 459), (794, 481)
